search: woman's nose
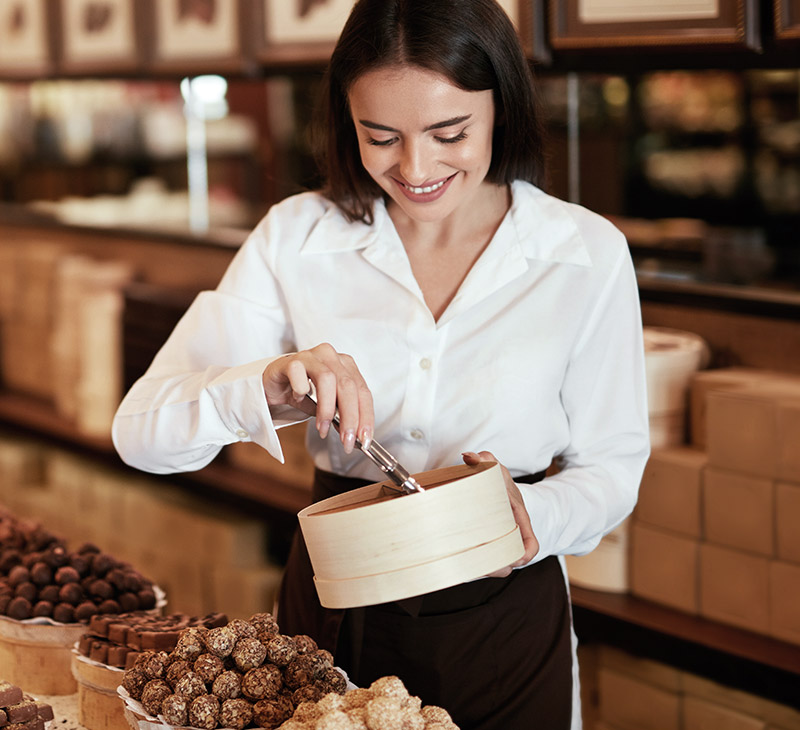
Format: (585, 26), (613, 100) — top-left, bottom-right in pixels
(398, 139), (428, 185)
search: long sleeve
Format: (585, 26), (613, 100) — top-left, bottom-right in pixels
(520, 239), (650, 562)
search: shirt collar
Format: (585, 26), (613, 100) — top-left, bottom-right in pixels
(300, 181), (593, 268)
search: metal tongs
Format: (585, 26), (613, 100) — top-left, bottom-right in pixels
(302, 393), (424, 495)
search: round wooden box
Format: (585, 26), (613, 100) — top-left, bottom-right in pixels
(298, 461), (523, 608)
(72, 653), (128, 730)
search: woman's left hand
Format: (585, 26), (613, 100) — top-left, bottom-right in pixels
(462, 450), (540, 577)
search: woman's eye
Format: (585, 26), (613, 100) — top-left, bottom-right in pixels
(437, 131), (468, 144)
(366, 137), (396, 146)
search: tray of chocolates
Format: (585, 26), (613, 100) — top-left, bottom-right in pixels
(0, 679), (54, 730)
(76, 611), (228, 669)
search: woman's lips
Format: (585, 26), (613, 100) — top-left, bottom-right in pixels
(394, 173), (456, 202)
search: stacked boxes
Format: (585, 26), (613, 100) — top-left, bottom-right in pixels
(583, 644), (800, 730)
(630, 367), (800, 646)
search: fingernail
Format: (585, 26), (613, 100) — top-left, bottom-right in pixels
(318, 419), (331, 438)
(359, 427), (372, 451)
(462, 451), (479, 460)
(343, 429), (356, 454)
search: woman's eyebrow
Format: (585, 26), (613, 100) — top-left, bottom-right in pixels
(357, 114), (472, 132)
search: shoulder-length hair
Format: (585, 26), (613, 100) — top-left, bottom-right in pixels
(313, 0), (547, 224)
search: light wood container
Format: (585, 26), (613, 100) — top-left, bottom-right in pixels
(298, 462), (523, 608)
(72, 653), (128, 730)
(0, 617), (85, 694)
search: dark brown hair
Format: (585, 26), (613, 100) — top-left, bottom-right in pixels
(314, 0), (547, 224)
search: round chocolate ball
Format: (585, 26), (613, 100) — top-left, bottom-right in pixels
(7, 596), (32, 620)
(29, 561), (53, 586)
(55, 566), (80, 585)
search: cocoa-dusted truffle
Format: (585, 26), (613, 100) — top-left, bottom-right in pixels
(31, 600), (53, 618)
(91, 552), (115, 577)
(211, 670), (242, 701)
(38, 584), (60, 603)
(54, 565), (80, 585)
(232, 637), (266, 672)
(74, 601), (97, 621)
(121, 666), (149, 700)
(252, 697), (292, 728)
(29, 562), (52, 586)
(188, 694), (220, 730)
(118, 592), (140, 612)
(53, 601), (76, 623)
(7, 596), (32, 620)
(265, 634), (297, 667)
(194, 653), (225, 684)
(421, 705), (457, 726)
(166, 659), (193, 689)
(138, 588), (157, 610)
(88, 579), (113, 600)
(219, 698), (253, 730)
(14, 582), (37, 602)
(161, 694), (189, 726)
(57, 582), (83, 606)
(174, 627), (206, 661)
(174, 671), (207, 700)
(69, 552), (90, 577)
(140, 679), (172, 717)
(97, 599), (121, 614)
(7, 565), (30, 586)
(241, 665), (282, 701)
(203, 626), (236, 658)
(293, 634), (318, 655)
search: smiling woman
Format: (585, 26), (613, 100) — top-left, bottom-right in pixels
(112, 1), (650, 728)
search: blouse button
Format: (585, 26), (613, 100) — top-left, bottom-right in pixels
(419, 357), (432, 370)
(235, 429), (249, 439)
(410, 429), (425, 441)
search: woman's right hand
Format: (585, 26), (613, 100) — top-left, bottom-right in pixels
(262, 343), (374, 454)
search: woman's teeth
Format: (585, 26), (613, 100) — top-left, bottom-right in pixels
(404, 179), (445, 194)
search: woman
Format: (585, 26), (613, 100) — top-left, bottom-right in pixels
(113, 1), (650, 727)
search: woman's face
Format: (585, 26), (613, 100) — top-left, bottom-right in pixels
(347, 64), (496, 225)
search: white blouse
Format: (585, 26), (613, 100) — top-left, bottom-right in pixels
(112, 180), (650, 566)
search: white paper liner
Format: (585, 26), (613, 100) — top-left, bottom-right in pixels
(0, 586), (166, 645)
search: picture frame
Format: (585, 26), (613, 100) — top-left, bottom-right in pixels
(57, 0), (141, 74)
(549, 0), (760, 51)
(254, 0), (550, 66)
(149, 0), (248, 73)
(254, 0), (354, 65)
(0, 0), (53, 77)
(775, 0), (800, 39)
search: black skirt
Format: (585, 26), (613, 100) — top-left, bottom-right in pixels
(277, 468), (573, 730)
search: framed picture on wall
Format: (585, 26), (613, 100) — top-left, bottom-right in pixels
(151, 0), (246, 72)
(775, 0), (800, 39)
(58, 0), (140, 73)
(0, 0), (52, 77)
(255, 0), (354, 65)
(549, 0), (760, 51)
(498, 0), (551, 63)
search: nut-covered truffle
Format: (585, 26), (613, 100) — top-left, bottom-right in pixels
(252, 697), (292, 728)
(174, 671), (207, 700)
(211, 670), (242, 701)
(292, 634), (318, 655)
(194, 653), (225, 684)
(140, 679), (172, 717)
(161, 694), (189, 726)
(265, 634), (297, 667)
(232, 636), (266, 672)
(226, 618), (257, 639)
(166, 659), (193, 689)
(241, 665), (282, 701)
(188, 694), (220, 730)
(174, 627), (206, 661)
(219, 698), (254, 730)
(203, 626), (236, 658)
(364, 696), (406, 730)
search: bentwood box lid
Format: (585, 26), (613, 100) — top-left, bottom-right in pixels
(298, 461), (523, 609)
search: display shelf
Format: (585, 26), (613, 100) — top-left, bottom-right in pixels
(0, 390), (311, 516)
(570, 585), (800, 675)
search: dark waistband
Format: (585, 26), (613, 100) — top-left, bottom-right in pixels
(312, 466), (547, 503)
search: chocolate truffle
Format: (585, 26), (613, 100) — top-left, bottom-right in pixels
(226, 618), (257, 639)
(7, 596), (32, 620)
(188, 694), (220, 730)
(174, 671), (207, 700)
(265, 635), (297, 667)
(252, 698), (292, 729)
(122, 666), (149, 701)
(219, 698), (253, 730)
(194, 653), (225, 684)
(161, 694), (189, 726)
(203, 626), (236, 658)
(141, 679), (172, 717)
(174, 627), (206, 661)
(241, 665), (282, 701)
(211, 670), (242, 701)
(293, 634), (318, 655)
(232, 637), (266, 672)
(54, 565), (80, 585)
(166, 659), (193, 689)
